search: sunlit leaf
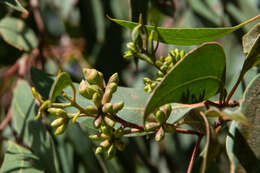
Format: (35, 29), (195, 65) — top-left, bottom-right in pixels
(109, 15), (260, 45)
(0, 17), (38, 51)
(144, 42), (226, 118)
(49, 72), (72, 102)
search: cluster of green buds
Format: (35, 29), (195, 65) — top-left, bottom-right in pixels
(145, 104), (175, 141)
(78, 69), (124, 129)
(48, 108), (71, 135)
(78, 68), (126, 158)
(143, 48), (185, 93)
(89, 125), (125, 159)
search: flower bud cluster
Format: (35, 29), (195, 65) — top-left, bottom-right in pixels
(48, 108), (70, 135)
(143, 48), (185, 93)
(89, 125), (126, 159)
(145, 104), (175, 141)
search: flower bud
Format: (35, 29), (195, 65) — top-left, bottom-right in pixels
(155, 126), (165, 141)
(157, 71), (164, 77)
(179, 50), (185, 58)
(85, 105), (98, 114)
(83, 68), (104, 88)
(48, 108), (67, 118)
(102, 90), (113, 105)
(144, 85), (152, 93)
(106, 144), (116, 160)
(104, 117), (115, 127)
(78, 80), (94, 99)
(114, 128), (124, 138)
(108, 73), (119, 85)
(112, 101), (124, 113)
(163, 104), (172, 117)
(95, 146), (105, 154)
(145, 122), (160, 131)
(161, 64), (168, 72)
(89, 134), (104, 141)
(155, 110), (167, 123)
(127, 42), (135, 52)
(107, 83), (117, 94)
(93, 115), (102, 128)
(101, 125), (113, 135)
(123, 51), (133, 59)
(114, 140), (125, 151)
(39, 100), (51, 112)
(100, 139), (111, 148)
(131, 25), (142, 43)
(54, 123), (68, 135)
(155, 60), (163, 67)
(102, 103), (113, 114)
(159, 56), (165, 62)
(165, 56), (173, 63)
(51, 118), (65, 127)
(92, 92), (102, 108)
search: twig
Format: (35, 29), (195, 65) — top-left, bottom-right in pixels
(113, 114), (144, 130)
(186, 134), (203, 173)
(0, 109), (12, 131)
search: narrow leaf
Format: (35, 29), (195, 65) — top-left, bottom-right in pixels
(0, 17), (38, 51)
(144, 42), (226, 118)
(49, 72), (72, 102)
(109, 15), (260, 45)
(1, 0), (28, 13)
(0, 141), (43, 173)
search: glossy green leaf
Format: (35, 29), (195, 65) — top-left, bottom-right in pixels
(49, 72), (72, 102)
(31, 68), (191, 136)
(144, 42), (226, 117)
(0, 17), (38, 51)
(0, 141), (43, 173)
(1, 0), (28, 13)
(242, 23), (260, 54)
(11, 80), (59, 173)
(226, 74), (260, 173)
(109, 15), (260, 45)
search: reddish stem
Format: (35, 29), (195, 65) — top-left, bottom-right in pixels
(186, 134), (203, 173)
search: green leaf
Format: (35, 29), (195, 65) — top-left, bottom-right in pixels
(109, 15), (260, 45)
(31, 68), (191, 136)
(226, 74), (260, 173)
(49, 72), (72, 102)
(144, 42), (226, 117)
(0, 141), (43, 173)
(241, 34), (260, 74)
(242, 23), (260, 54)
(0, 17), (38, 51)
(11, 80), (59, 173)
(1, 0), (28, 13)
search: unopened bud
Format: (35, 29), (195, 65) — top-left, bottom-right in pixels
(85, 105), (98, 114)
(104, 117), (115, 127)
(107, 83), (118, 94)
(78, 80), (95, 99)
(102, 90), (113, 104)
(114, 128), (124, 138)
(92, 92), (102, 108)
(83, 68), (104, 88)
(100, 139), (111, 148)
(48, 108), (67, 118)
(95, 146), (105, 154)
(112, 101), (124, 113)
(127, 42), (135, 52)
(155, 110), (167, 123)
(108, 73), (119, 85)
(54, 123), (68, 135)
(51, 118), (65, 127)
(32, 87), (43, 103)
(145, 122), (160, 131)
(101, 125), (113, 135)
(155, 126), (165, 141)
(163, 104), (172, 117)
(93, 115), (102, 128)
(102, 103), (113, 114)
(123, 51), (133, 59)
(155, 60), (162, 67)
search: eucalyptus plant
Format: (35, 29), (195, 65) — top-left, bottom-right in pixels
(1, 1), (260, 173)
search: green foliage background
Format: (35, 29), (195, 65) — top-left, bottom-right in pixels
(0, 0), (260, 172)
